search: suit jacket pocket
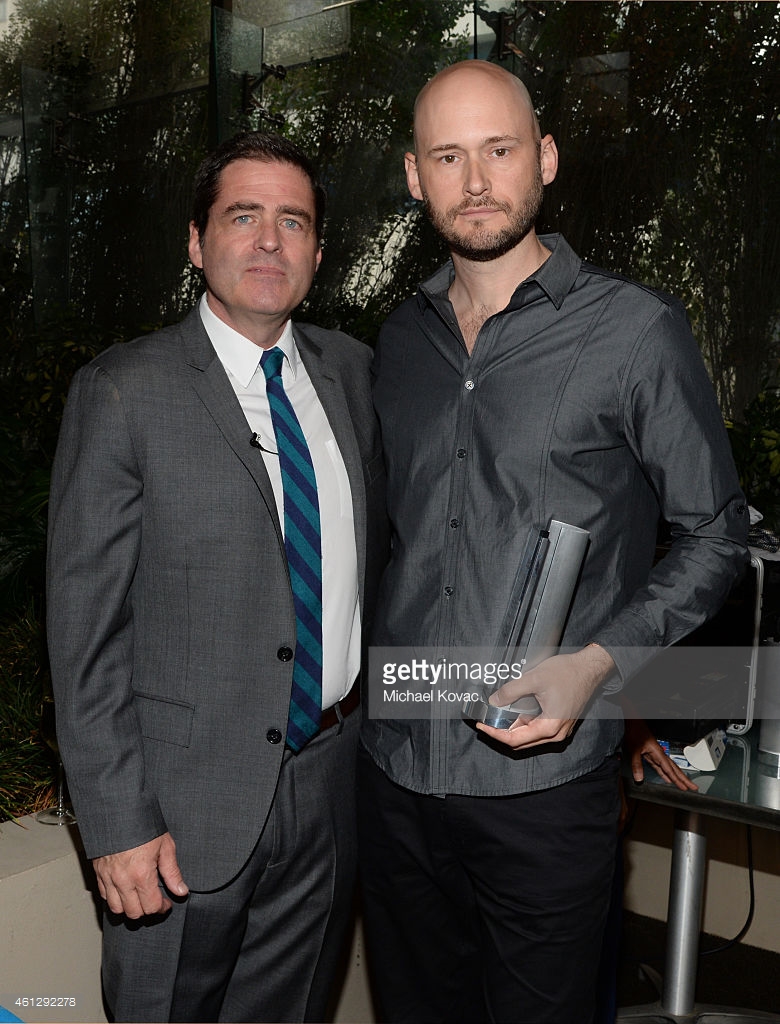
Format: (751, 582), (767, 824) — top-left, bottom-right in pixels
(364, 451), (385, 487)
(134, 692), (195, 747)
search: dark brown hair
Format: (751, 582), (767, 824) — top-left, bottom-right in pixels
(191, 132), (326, 242)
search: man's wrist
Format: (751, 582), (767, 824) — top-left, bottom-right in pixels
(579, 642), (617, 687)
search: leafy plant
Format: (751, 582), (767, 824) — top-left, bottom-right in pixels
(0, 604), (55, 821)
(726, 388), (780, 530)
(0, 311), (110, 821)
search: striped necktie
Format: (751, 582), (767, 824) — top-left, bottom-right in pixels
(260, 347), (323, 751)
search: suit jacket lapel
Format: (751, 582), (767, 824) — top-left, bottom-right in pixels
(294, 323), (368, 611)
(181, 308), (285, 549)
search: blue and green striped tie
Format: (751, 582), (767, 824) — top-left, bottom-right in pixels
(261, 347), (322, 751)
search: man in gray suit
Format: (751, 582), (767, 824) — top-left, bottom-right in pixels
(47, 132), (386, 1023)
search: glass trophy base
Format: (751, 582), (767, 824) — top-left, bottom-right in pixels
(462, 695), (541, 729)
(36, 806), (76, 826)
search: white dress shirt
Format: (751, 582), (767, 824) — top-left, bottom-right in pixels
(199, 294), (361, 708)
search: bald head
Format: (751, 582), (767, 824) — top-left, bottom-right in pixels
(404, 59), (557, 266)
(413, 61), (541, 152)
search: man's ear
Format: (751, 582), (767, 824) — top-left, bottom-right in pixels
(405, 152), (424, 201)
(540, 134), (558, 186)
(187, 222), (204, 269)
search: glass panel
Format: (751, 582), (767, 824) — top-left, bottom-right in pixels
(20, 47), (210, 331)
(232, 0), (352, 63)
(263, 7), (351, 68)
(20, 65), (73, 320)
(212, 6), (266, 142)
(211, 4), (352, 142)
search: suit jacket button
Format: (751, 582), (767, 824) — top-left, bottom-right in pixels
(266, 728), (283, 744)
(277, 646), (294, 662)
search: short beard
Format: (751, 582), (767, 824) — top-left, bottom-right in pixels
(423, 164), (545, 263)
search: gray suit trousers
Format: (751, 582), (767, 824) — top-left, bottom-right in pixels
(102, 712), (359, 1023)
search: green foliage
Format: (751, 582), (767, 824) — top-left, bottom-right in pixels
(726, 389), (780, 529)
(532, 1), (780, 419)
(1, 0), (210, 334)
(0, 310), (121, 820)
(0, 604), (55, 822)
(0, 310), (112, 613)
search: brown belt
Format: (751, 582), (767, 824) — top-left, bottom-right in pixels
(319, 683), (360, 732)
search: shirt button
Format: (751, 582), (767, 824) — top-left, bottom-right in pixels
(277, 646), (294, 662)
(456, 448), (466, 459)
(266, 728), (283, 744)
(464, 379), (475, 391)
(444, 586), (454, 597)
(450, 518), (460, 529)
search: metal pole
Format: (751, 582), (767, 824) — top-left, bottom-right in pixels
(662, 810), (707, 1016)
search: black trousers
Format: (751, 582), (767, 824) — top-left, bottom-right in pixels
(357, 747), (620, 1024)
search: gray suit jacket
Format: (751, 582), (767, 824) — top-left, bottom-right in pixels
(47, 307), (386, 892)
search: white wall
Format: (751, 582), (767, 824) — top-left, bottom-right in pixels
(0, 815), (105, 1023)
(623, 800), (780, 954)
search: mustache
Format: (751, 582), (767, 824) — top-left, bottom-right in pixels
(453, 197), (511, 215)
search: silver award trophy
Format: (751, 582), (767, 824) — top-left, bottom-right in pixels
(462, 519), (590, 729)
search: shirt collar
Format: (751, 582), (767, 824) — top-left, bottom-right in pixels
(198, 293), (299, 387)
(532, 233), (581, 309)
(419, 233), (581, 313)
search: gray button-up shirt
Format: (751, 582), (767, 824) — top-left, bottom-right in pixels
(362, 234), (748, 796)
